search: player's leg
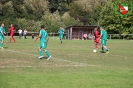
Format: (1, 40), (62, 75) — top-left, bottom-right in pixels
(0, 39), (2, 48)
(1, 39), (4, 49)
(60, 36), (62, 43)
(96, 38), (99, 49)
(103, 40), (109, 54)
(61, 37), (63, 43)
(38, 48), (43, 56)
(8, 34), (12, 43)
(60, 35), (63, 44)
(38, 43), (43, 59)
(44, 49), (51, 60)
(42, 42), (51, 60)
(96, 37), (101, 49)
(102, 40), (109, 54)
(60, 38), (62, 43)
(12, 35), (16, 43)
(98, 37), (101, 45)
(101, 40), (104, 53)
(0, 35), (4, 49)
(103, 45), (109, 54)
(94, 39), (98, 49)
(0, 36), (2, 48)
(94, 42), (98, 49)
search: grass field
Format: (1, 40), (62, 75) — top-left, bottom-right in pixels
(0, 37), (133, 88)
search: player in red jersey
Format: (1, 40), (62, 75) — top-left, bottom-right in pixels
(93, 27), (100, 49)
(8, 24), (16, 43)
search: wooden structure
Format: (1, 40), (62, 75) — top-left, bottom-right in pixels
(65, 25), (97, 40)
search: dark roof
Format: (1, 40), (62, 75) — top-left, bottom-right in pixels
(66, 25), (98, 29)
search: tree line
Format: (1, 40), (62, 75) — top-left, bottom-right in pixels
(0, 0), (133, 36)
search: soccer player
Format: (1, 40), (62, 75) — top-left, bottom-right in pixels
(34, 25), (51, 60)
(93, 27), (100, 49)
(58, 27), (64, 44)
(8, 24), (16, 43)
(100, 27), (109, 54)
(0, 23), (6, 49)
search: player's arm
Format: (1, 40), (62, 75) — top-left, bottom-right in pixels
(62, 27), (65, 34)
(8, 28), (11, 31)
(0, 29), (6, 37)
(1, 32), (5, 38)
(58, 30), (60, 34)
(92, 32), (95, 40)
(46, 37), (49, 45)
(99, 31), (103, 39)
(46, 32), (49, 45)
(34, 34), (41, 42)
(3, 32), (6, 35)
(12, 27), (15, 32)
(3, 29), (6, 35)
(62, 27), (64, 32)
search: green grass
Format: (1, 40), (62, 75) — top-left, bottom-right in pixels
(0, 37), (133, 88)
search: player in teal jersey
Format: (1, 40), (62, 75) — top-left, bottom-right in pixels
(0, 23), (6, 49)
(34, 25), (51, 60)
(58, 27), (64, 44)
(100, 27), (109, 54)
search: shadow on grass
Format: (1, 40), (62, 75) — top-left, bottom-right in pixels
(39, 56), (48, 60)
(2, 47), (8, 49)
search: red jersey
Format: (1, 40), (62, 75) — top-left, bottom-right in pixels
(94, 30), (100, 43)
(9, 26), (15, 33)
(9, 26), (15, 36)
(94, 30), (100, 38)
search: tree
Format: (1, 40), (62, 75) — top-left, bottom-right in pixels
(98, 0), (133, 34)
(24, 0), (49, 20)
(48, 0), (74, 13)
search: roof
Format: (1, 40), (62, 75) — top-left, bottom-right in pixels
(66, 25), (98, 29)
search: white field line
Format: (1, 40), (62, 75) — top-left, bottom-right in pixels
(2, 49), (98, 67)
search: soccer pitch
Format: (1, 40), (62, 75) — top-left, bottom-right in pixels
(0, 37), (133, 88)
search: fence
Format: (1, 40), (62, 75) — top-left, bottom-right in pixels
(107, 34), (133, 40)
(6, 32), (133, 40)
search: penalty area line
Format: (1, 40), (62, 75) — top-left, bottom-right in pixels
(3, 49), (98, 67)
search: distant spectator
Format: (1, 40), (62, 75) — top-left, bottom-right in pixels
(88, 33), (92, 40)
(18, 28), (22, 39)
(32, 34), (34, 39)
(83, 34), (87, 40)
(23, 29), (27, 39)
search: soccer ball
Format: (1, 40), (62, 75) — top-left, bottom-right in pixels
(93, 49), (97, 53)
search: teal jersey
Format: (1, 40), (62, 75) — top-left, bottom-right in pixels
(39, 29), (48, 42)
(101, 29), (107, 40)
(88, 33), (92, 37)
(0, 26), (6, 38)
(58, 29), (64, 36)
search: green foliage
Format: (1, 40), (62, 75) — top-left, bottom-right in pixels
(0, 0), (133, 34)
(41, 11), (62, 32)
(16, 18), (41, 32)
(69, 3), (87, 17)
(24, 0), (49, 20)
(62, 12), (83, 26)
(41, 11), (82, 32)
(98, 0), (133, 34)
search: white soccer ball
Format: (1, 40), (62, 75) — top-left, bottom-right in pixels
(93, 49), (97, 53)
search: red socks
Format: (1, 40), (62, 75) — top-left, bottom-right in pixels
(8, 37), (16, 43)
